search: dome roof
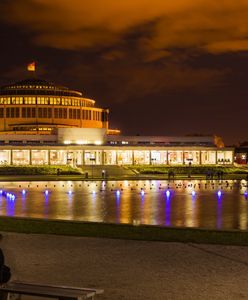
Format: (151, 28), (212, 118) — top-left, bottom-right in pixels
(0, 78), (82, 97)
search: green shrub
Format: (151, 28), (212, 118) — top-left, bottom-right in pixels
(0, 165), (82, 175)
(128, 165), (248, 175)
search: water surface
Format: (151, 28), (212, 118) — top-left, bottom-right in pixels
(0, 180), (247, 230)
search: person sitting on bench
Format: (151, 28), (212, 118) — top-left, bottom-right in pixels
(0, 249), (11, 286)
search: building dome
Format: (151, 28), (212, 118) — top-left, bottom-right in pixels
(0, 77), (109, 132)
(0, 78), (83, 97)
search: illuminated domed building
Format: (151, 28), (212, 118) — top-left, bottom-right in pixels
(0, 78), (110, 143)
(0, 76), (234, 166)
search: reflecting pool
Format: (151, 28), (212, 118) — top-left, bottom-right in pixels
(0, 179), (247, 230)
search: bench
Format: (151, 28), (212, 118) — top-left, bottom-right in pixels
(0, 281), (104, 300)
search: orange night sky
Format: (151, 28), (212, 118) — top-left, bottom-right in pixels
(0, 0), (248, 145)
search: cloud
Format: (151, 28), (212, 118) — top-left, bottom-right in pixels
(1, 0), (248, 55)
(0, 0), (241, 100)
(64, 57), (228, 103)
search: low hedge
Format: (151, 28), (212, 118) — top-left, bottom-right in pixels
(0, 165), (82, 175)
(129, 165), (248, 175)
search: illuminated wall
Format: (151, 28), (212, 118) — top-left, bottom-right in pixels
(0, 100), (108, 132)
(58, 128), (106, 145)
(0, 79), (109, 132)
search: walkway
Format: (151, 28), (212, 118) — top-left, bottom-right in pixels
(2, 232), (248, 300)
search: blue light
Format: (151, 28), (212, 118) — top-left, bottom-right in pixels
(141, 190), (145, 196)
(244, 191), (248, 198)
(192, 190), (196, 197)
(45, 190), (49, 196)
(217, 190), (222, 198)
(116, 190), (120, 196)
(11, 195), (15, 201)
(0, 190), (3, 195)
(92, 190), (96, 195)
(166, 190), (170, 198)
(68, 190), (72, 195)
(22, 189), (26, 195)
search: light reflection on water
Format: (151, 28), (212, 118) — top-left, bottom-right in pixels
(0, 179), (247, 230)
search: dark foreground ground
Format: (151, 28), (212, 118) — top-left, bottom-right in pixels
(1, 232), (248, 300)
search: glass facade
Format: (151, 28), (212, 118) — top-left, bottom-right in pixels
(104, 150), (117, 165)
(183, 151), (200, 165)
(66, 151), (83, 166)
(84, 150), (102, 165)
(0, 148), (234, 166)
(12, 150), (30, 165)
(168, 151), (183, 164)
(50, 150), (67, 165)
(0, 150), (10, 165)
(201, 151), (216, 164)
(0, 96), (94, 107)
(117, 150), (133, 165)
(217, 151), (233, 164)
(31, 150), (49, 165)
(134, 151), (150, 165)
(151, 151), (167, 165)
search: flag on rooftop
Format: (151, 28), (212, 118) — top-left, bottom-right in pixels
(27, 62), (35, 72)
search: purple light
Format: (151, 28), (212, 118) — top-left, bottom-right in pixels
(166, 190), (170, 198)
(6, 193), (15, 201)
(192, 190), (196, 197)
(45, 190), (49, 196)
(22, 189), (26, 195)
(244, 191), (248, 198)
(116, 190), (120, 196)
(217, 190), (222, 198)
(0, 190), (3, 195)
(68, 190), (72, 195)
(141, 190), (145, 196)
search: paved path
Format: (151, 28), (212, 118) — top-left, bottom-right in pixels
(1, 232), (248, 300)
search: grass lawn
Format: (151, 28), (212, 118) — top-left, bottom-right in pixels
(0, 217), (248, 246)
